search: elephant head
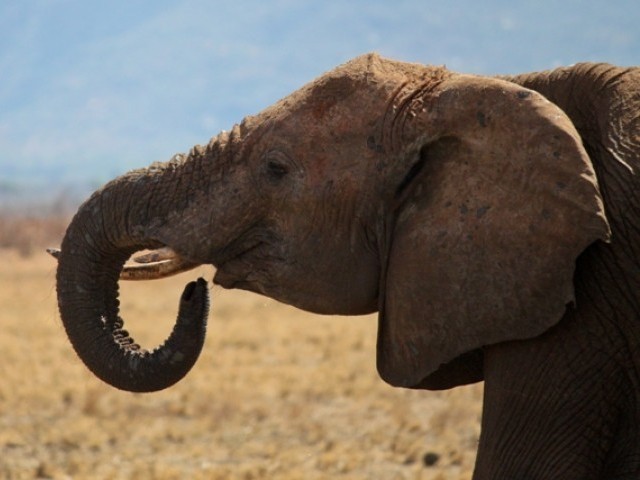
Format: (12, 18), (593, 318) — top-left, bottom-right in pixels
(55, 53), (610, 392)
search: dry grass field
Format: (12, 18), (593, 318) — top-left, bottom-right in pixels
(0, 222), (483, 479)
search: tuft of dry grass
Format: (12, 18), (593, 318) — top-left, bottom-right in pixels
(0, 213), (70, 257)
(1, 240), (482, 479)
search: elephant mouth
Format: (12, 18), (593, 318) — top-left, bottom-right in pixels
(213, 232), (279, 291)
(215, 242), (264, 280)
(216, 238), (266, 265)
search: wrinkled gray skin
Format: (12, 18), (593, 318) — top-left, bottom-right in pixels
(55, 55), (639, 479)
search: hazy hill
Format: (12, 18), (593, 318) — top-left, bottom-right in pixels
(1, 0), (638, 207)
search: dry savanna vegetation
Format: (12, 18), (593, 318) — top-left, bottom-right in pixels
(0, 214), (483, 479)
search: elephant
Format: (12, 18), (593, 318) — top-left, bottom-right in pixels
(52, 54), (639, 479)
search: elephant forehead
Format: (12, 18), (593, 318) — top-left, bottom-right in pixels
(252, 53), (448, 128)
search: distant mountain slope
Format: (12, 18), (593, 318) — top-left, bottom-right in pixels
(0, 0), (638, 202)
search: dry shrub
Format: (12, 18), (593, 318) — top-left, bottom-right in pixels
(0, 213), (70, 257)
(0, 187), (82, 256)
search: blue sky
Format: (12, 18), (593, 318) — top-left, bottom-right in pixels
(1, 0), (638, 196)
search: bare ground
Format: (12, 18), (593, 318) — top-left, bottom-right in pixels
(0, 250), (482, 479)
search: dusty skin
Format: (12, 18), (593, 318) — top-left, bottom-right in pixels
(0, 250), (482, 479)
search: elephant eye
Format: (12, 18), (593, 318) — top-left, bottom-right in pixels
(267, 160), (289, 178)
(263, 152), (291, 182)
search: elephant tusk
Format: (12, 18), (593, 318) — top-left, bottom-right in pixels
(47, 247), (200, 280)
(119, 256), (200, 281)
(132, 246), (177, 264)
(124, 247), (201, 280)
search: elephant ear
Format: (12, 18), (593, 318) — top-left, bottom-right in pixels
(377, 75), (610, 389)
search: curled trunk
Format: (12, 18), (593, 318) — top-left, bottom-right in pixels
(56, 155), (210, 392)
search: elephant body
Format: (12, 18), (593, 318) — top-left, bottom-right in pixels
(482, 64), (640, 479)
(53, 56), (639, 479)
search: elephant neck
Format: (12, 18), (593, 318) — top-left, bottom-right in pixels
(512, 64), (640, 318)
(503, 63), (636, 169)
(520, 65), (638, 167)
